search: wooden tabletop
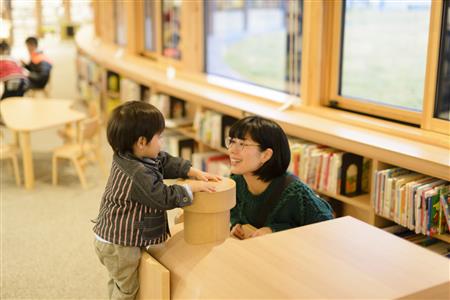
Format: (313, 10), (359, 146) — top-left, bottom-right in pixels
(147, 216), (450, 299)
(0, 97), (86, 131)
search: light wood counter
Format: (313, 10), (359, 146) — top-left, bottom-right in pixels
(143, 216), (449, 299)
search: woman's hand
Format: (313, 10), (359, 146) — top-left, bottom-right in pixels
(230, 224), (245, 240)
(188, 167), (222, 182)
(250, 227), (272, 238)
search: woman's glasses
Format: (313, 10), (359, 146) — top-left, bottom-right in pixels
(224, 137), (260, 151)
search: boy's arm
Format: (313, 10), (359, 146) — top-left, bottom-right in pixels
(131, 166), (193, 210)
(158, 151), (191, 179)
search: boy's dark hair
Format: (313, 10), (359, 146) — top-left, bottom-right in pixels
(0, 41), (10, 54)
(229, 116), (290, 182)
(25, 36), (38, 47)
(107, 101), (165, 154)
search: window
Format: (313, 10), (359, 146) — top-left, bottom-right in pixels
(143, 0), (156, 51)
(162, 0), (182, 60)
(71, 0), (93, 24)
(339, 0), (431, 112)
(114, 0), (127, 46)
(435, 0), (450, 121)
(205, 0), (302, 95)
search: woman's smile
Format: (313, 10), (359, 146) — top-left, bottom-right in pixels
(229, 157), (242, 166)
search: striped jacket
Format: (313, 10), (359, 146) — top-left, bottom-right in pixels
(93, 151), (192, 247)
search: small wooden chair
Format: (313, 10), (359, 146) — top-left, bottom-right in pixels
(26, 79), (52, 98)
(0, 130), (21, 186)
(52, 116), (106, 189)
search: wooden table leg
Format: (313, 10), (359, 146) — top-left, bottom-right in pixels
(19, 131), (34, 189)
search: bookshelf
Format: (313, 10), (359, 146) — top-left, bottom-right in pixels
(75, 25), (449, 243)
(372, 160), (450, 243)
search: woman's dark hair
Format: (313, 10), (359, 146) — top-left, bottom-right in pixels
(107, 101), (165, 154)
(228, 116), (290, 182)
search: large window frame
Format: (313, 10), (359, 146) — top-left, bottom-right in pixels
(327, 0), (447, 131)
(134, 0), (202, 72)
(93, 0), (448, 135)
(423, 0), (450, 134)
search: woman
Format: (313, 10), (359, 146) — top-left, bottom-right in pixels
(228, 116), (333, 239)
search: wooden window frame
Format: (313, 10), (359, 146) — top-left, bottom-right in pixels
(92, 0), (449, 134)
(422, 0), (450, 134)
(134, 0), (202, 72)
(326, 0), (446, 127)
(135, 0), (161, 59)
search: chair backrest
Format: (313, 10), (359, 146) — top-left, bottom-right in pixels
(0, 127), (18, 156)
(79, 116), (101, 149)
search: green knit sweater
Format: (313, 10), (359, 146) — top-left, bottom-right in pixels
(230, 173), (333, 232)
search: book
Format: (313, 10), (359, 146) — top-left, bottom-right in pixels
(106, 70), (120, 93)
(339, 152), (363, 197)
(169, 97), (186, 119)
(140, 85), (151, 102)
(440, 192), (450, 232)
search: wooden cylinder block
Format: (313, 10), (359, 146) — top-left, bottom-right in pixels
(181, 177), (236, 245)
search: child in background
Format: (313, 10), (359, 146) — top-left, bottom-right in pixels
(93, 101), (220, 299)
(0, 41), (29, 100)
(23, 36), (52, 90)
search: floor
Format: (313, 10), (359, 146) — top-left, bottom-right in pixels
(1, 36), (111, 299)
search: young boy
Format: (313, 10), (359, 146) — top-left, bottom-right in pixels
(23, 36), (52, 90)
(93, 101), (220, 299)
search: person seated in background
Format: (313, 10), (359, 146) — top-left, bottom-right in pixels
(23, 36), (52, 90)
(0, 41), (29, 100)
(228, 116), (334, 240)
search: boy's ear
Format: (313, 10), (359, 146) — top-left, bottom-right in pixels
(136, 136), (147, 147)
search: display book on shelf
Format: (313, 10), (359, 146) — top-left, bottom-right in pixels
(75, 52), (450, 244)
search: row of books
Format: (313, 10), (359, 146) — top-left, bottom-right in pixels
(373, 167), (450, 236)
(106, 74), (153, 114)
(78, 79), (101, 105)
(77, 55), (102, 85)
(193, 109), (237, 149)
(120, 78), (141, 102)
(161, 130), (230, 177)
(383, 224), (450, 257)
(191, 152), (230, 178)
(288, 139), (370, 197)
(150, 93), (188, 120)
(162, 130), (195, 162)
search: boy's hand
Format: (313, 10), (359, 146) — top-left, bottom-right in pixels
(188, 180), (217, 193)
(188, 167), (222, 182)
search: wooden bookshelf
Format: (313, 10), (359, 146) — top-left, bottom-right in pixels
(434, 234), (450, 244)
(75, 25), (449, 235)
(318, 191), (371, 211)
(175, 126), (229, 155)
